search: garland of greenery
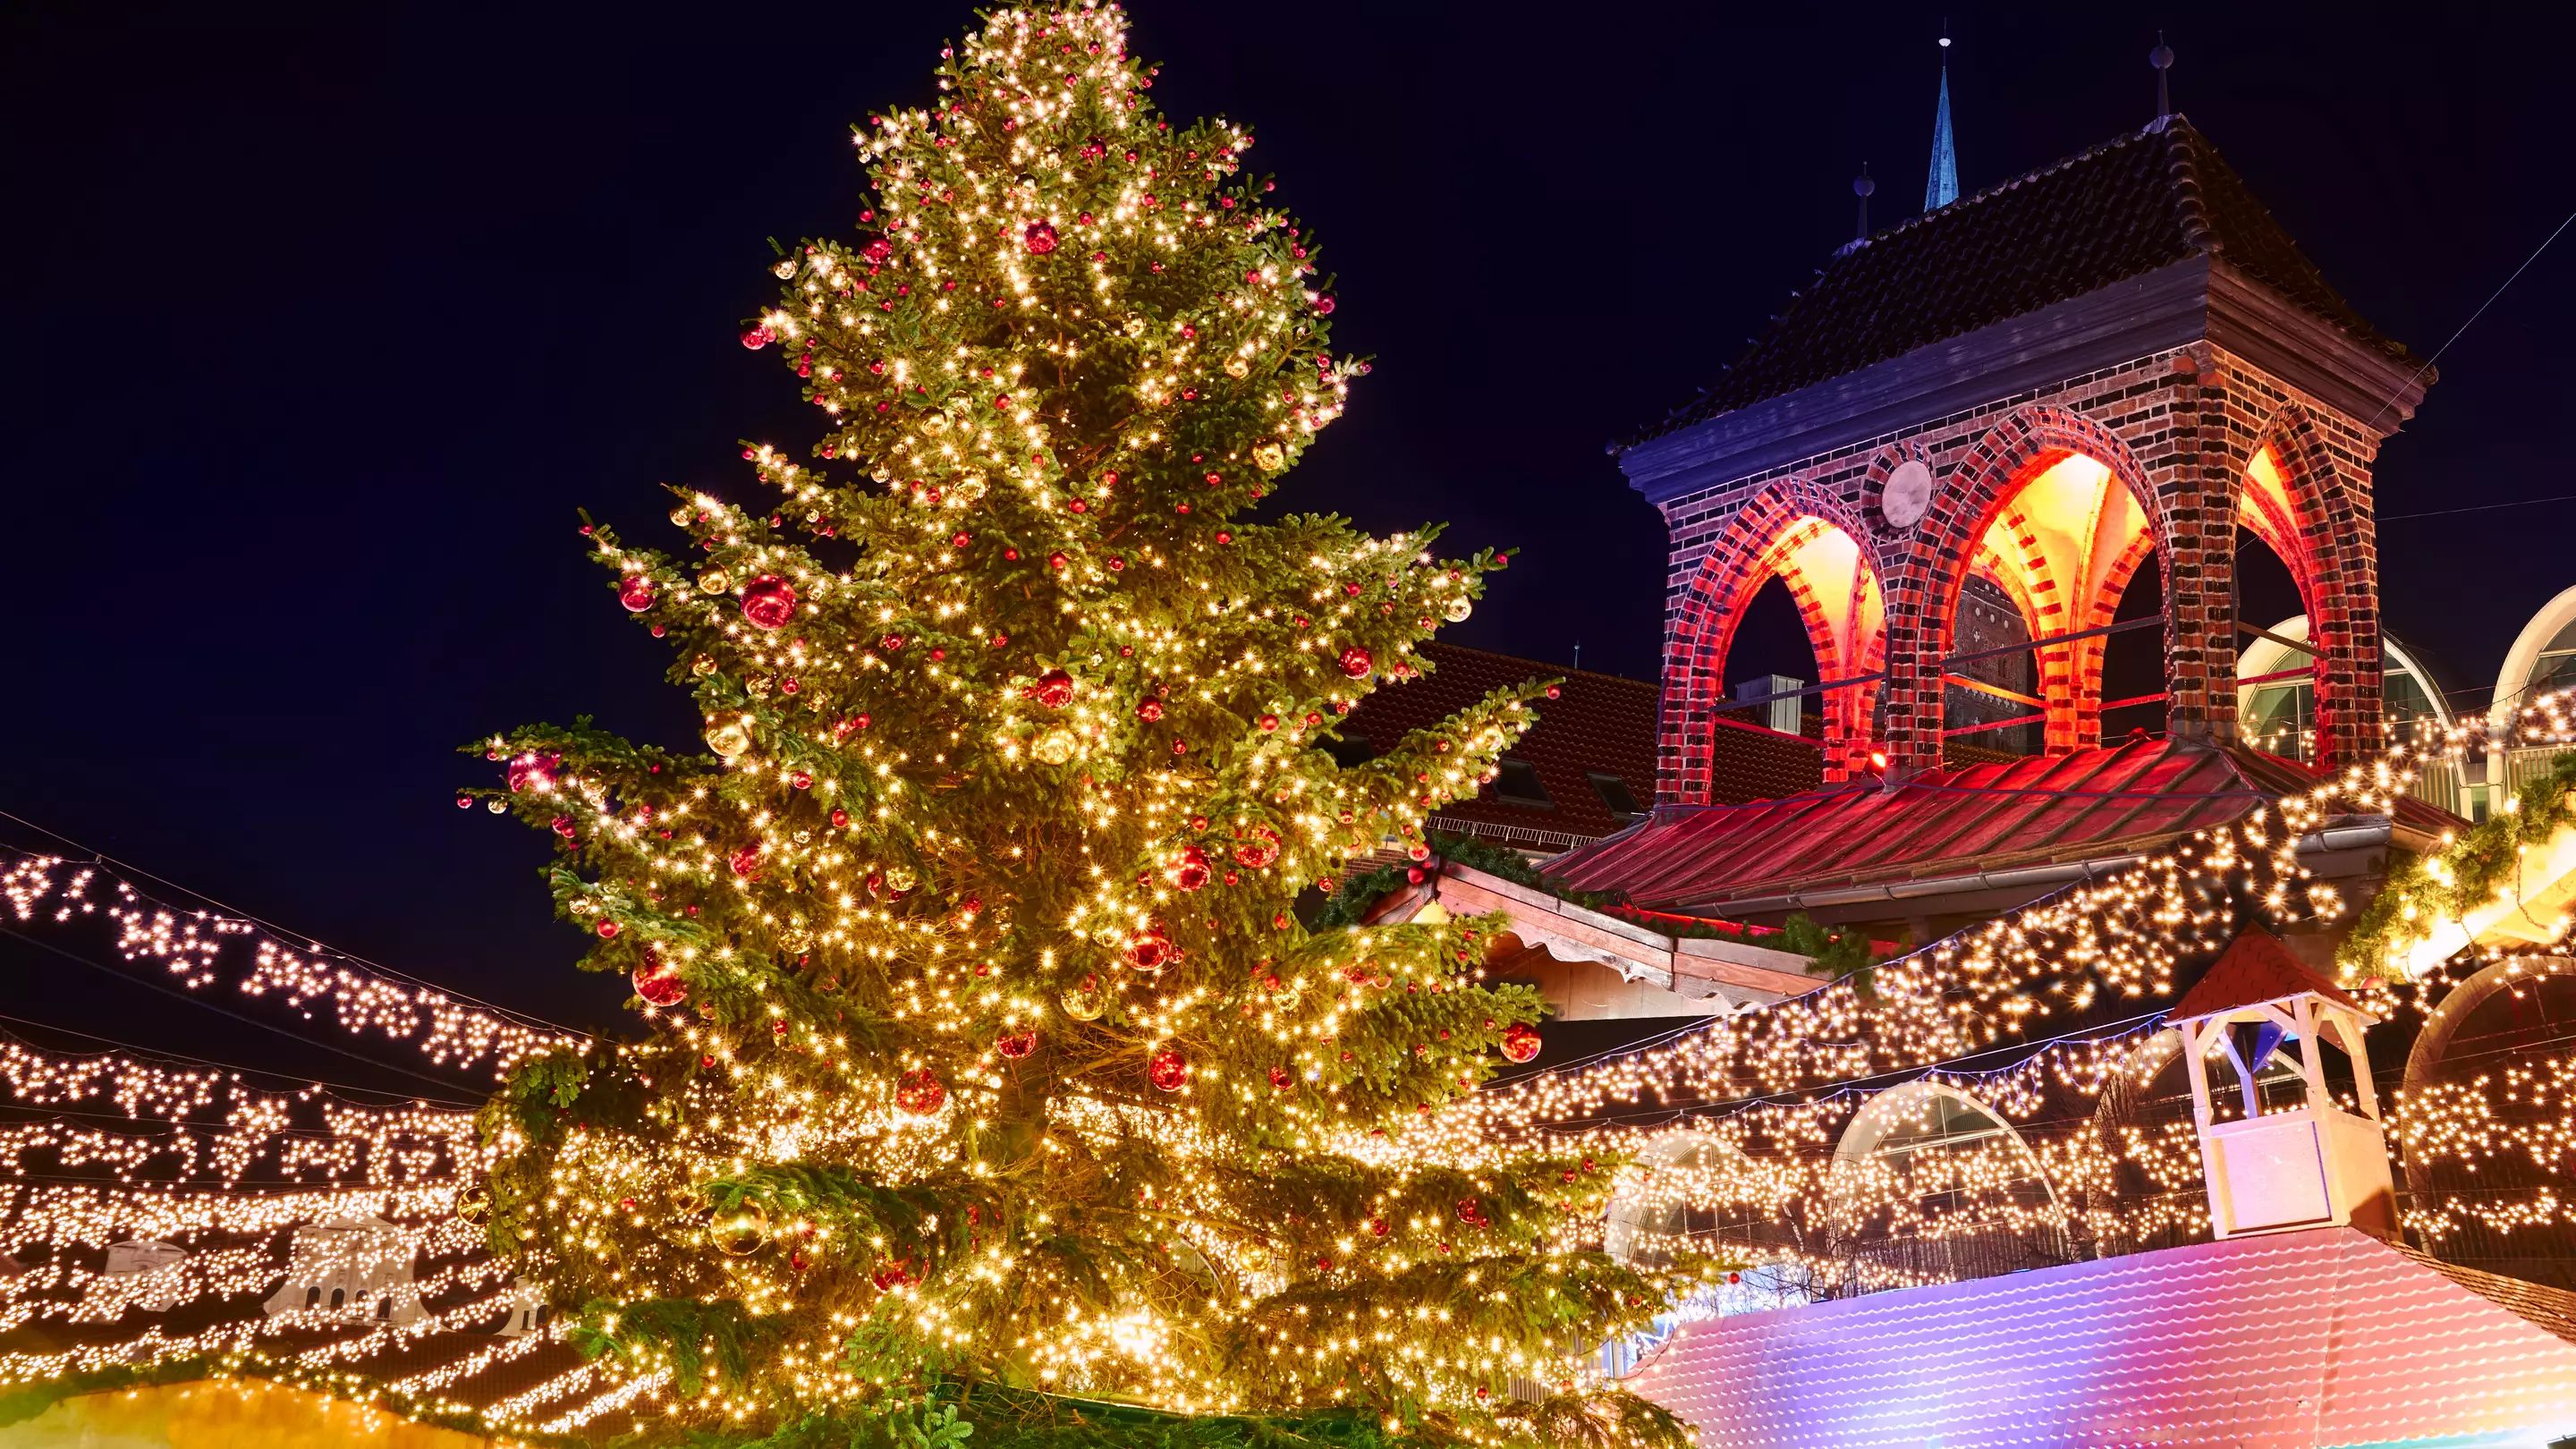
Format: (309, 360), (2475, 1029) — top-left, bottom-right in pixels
(2340, 750), (2576, 978)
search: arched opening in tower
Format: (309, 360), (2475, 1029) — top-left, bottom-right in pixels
(1945, 452), (2161, 758)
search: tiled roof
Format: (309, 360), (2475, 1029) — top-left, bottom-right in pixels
(2168, 927), (2360, 1021)
(1543, 736), (2457, 915)
(1341, 643), (1659, 844)
(1633, 116), (2416, 443)
(1630, 1226), (2576, 1448)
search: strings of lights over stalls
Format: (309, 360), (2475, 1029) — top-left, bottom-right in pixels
(0, 697), (2567, 1433)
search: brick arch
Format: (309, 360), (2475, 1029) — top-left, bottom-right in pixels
(1660, 478), (1885, 801)
(1879, 405), (2165, 767)
(2244, 403), (2381, 766)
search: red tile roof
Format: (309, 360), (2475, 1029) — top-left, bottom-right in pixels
(2168, 927), (2360, 1021)
(1341, 643), (1658, 845)
(1544, 736), (2454, 915)
(1634, 117), (2417, 442)
(1631, 1227), (2576, 1448)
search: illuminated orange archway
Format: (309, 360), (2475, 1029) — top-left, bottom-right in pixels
(1662, 480), (1885, 801)
(1880, 406), (2165, 766)
(2242, 404), (2384, 767)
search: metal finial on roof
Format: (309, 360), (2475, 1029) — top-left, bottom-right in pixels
(2151, 31), (2175, 119)
(1926, 32), (1959, 210)
(1852, 162), (1876, 241)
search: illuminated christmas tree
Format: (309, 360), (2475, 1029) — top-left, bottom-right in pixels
(472, 4), (1697, 1442)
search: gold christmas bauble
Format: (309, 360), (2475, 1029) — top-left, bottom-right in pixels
(884, 865), (919, 893)
(923, 413), (951, 436)
(773, 258), (799, 279)
(1060, 974), (1106, 1021)
(716, 1204), (769, 1256)
(454, 1185), (492, 1226)
(1445, 596), (1473, 623)
(669, 504), (695, 528)
(691, 653), (716, 677)
(1034, 728), (1077, 765)
(871, 465), (893, 483)
(1123, 317), (1147, 336)
(1251, 441), (1285, 471)
(1224, 355), (1250, 378)
(699, 568), (732, 594)
(745, 674), (773, 699)
(706, 720), (753, 759)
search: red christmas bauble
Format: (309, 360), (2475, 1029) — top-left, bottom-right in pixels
(1147, 1047), (1189, 1091)
(619, 577), (657, 612)
(740, 575), (798, 630)
(729, 844), (763, 878)
(1125, 923), (1180, 971)
(1233, 827), (1281, 870)
(1028, 669), (1076, 708)
(1500, 1021), (1542, 1064)
(1268, 1065), (1294, 1090)
(995, 1027), (1038, 1059)
(741, 326), (774, 349)
(504, 750), (560, 793)
(1456, 1197), (1489, 1228)
(829, 808), (851, 828)
(1171, 845), (1212, 892)
(862, 238), (894, 265)
(1337, 646), (1373, 678)
(1023, 221), (1060, 254)
(633, 955), (688, 1006)
(869, 1258), (911, 1290)
(551, 815), (576, 839)
(1368, 1216), (1390, 1237)
(894, 1068), (946, 1114)
(595, 919), (620, 939)
(1136, 697), (1165, 722)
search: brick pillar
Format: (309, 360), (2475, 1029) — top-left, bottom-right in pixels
(2157, 373), (2237, 746)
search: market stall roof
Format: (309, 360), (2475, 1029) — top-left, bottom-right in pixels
(1630, 1225), (2576, 1449)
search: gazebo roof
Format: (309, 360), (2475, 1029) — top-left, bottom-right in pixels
(2168, 926), (2360, 1021)
(1631, 116), (2417, 445)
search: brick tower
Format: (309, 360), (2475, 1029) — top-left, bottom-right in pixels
(1617, 116), (2428, 804)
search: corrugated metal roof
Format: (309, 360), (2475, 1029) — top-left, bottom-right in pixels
(1544, 737), (2451, 914)
(1631, 1226), (2576, 1448)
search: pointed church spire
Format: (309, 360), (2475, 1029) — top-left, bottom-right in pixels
(1925, 32), (1958, 211)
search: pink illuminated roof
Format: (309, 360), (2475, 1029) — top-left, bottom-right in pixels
(1630, 1226), (2576, 1448)
(1544, 736), (2458, 916)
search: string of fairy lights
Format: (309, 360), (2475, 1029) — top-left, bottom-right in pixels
(0, 850), (579, 1080)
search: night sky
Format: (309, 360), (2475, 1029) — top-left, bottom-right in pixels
(4, 1), (2570, 1067)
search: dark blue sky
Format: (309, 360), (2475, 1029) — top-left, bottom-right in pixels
(3, 0), (2569, 1056)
